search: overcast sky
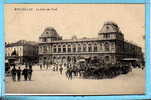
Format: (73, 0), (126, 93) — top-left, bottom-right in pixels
(5, 4), (145, 51)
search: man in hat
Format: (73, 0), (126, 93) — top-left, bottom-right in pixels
(22, 66), (28, 81)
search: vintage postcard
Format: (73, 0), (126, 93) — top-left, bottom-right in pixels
(4, 4), (145, 95)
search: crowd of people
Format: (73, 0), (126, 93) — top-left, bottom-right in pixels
(40, 63), (64, 75)
(7, 60), (144, 81)
(39, 63), (80, 80)
(10, 64), (33, 81)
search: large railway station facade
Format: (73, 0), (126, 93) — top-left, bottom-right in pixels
(38, 22), (143, 66)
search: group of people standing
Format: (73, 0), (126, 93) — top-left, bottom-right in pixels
(11, 64), (33, 81)
(65, 64), (83, 80)
(40, 63), (64, 75)
(52, 64), (63, 75)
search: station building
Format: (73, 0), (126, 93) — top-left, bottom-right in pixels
(38, 22), (143, 65)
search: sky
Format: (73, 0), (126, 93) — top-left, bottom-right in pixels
(5, 4), (145, 51)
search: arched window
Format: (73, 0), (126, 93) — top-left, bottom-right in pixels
(78, 44), (81, 52)
(53, 45), (56, 53)
(83, 44), (87, 52)
(68, 45), (71, 52)
(46, 31), (49, 34)
(104, 42), (110, 51)
(88, 44), (92, 52)
(46, 46), (48, 53)
(111, 55), (115, 63)
(49, 46), (51, 52)
(58, 45), (61, 53)
(62, 56), (66, 63)
(43, 46), (47, 53)
(40, 46), (42, 53)
(67, 56), (71, 62)
(94, 43), (97, 52)
(72, 44), (76, 52)
(12, 48), (18, 56)
(105, 56), (110, 62)
(111, 42), (115, 51)
(42, 37), (47, 42)
(100, 43), (103, 50)
(72, 56), (76, 63)
(53, 56), (56, 63)
(63, 45), (66, 53)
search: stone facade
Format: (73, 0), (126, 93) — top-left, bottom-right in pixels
(5, 40), (38, 64)
(38, 22), (143, 65)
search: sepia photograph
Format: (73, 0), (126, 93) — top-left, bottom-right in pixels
(5, 4), (145, 95)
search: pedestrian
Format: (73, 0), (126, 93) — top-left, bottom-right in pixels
(16, 67), (22, 81)
(11, 66), (17, 81)
(40, 64), (42, 70)
(46, 63), (49, 70)
(65, 68), (70, 79)
(22, 66), (28, 81)
(27, 67), (33, 81)
(142, 66), (144, 70)
(43, 63), (45, 69)
(59, 66), (63, 75)
(66, 67), (72, 80)
(29, 63), (32, 69)
(56, 64), (58, 71)
(69, 67), (73, 80)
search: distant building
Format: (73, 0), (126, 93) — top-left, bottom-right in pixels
(38, 22), (143, 65)
(5, 40), (38, 65)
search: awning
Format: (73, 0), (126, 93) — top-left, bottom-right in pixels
(121, 58), (139, 61)
(77, 59), (85, 62)
(84, 56), (90, 59)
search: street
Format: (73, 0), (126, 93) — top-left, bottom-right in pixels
(6, 65), (145, 95)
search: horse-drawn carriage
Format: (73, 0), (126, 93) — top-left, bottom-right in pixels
(66, 57), (133, 79)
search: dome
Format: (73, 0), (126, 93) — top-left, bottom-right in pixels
(99, 21), (121, 33)
(44, 27), (56, 32)
(40, 27), (59, 38)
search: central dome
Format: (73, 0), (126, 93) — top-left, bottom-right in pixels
(40, 27), (59, 38)
(99, 21), (121, 34)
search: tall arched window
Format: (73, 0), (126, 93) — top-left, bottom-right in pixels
(83, 44), (87, 52)
(53, 45), (56, 53)
(111, 55), (115, 63)
(104, 42), (110, 51)
(43, 46), (47, 53)
(40, 46), (43, 53)
(72, 56), (76, 63)
(111, 42), (115, 51)
(72, 44), (76, 52)
(49, 46), (51, 52)
(67, 56), (71, 62)
(63, 45), (66, 53)
(58, 45), (61, 53)
(88, 44), (92, 52)
(68, 45), (71, 52)
(62, 56), (66, 63)
(105, 56), (110, 62)
(53, 56), (56, 63)
(42, 37), (47, 42)
(78, 44), (81, 52)
(100, 43), (103, 50)
(94, 43), (97, 52)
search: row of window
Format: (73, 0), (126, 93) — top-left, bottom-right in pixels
(53, 44), (98, 53)
(40, 42), (115, 53)
(6, 48), (22, 56)
(6, 47), (22, 52)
